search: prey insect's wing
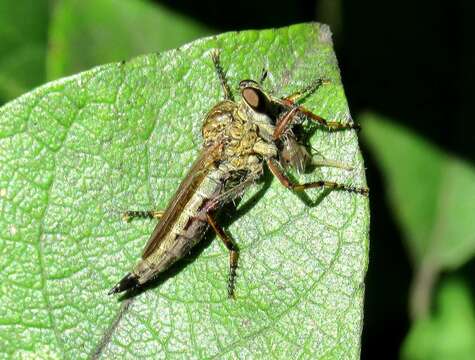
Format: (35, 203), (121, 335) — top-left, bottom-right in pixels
(141, 143), (222, 258)
(204, 171), (260, 212)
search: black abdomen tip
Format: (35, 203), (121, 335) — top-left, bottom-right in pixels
(108, 273), (139, 295)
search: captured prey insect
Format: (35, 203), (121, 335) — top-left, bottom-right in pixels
(108, 50), (369, 298)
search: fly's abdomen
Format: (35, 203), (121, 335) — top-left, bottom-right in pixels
(132, 169), (225, 286)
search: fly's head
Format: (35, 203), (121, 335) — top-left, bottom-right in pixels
(238, 79), (276, 143)
(239, 79), (311, 174)
(239, 79), (271, 114)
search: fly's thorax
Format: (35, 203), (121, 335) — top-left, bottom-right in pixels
(201, 95), (277, 173)
(202, 100), (236, 146)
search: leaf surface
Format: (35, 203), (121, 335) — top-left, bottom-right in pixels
(0, 24), (369, 359)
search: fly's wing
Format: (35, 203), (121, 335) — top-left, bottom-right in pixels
(141, 143), (222, 259)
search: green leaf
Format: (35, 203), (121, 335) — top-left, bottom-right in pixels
(361, 113), (475, 318)
(0, 24), (369, 359)
(47, 0), (213, 80)
(0, 0), (49, 102)
(401, 278), (475, 360)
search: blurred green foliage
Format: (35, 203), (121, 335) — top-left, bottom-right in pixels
(361, 113), (475, 359)
(47, 0), (213, 80)
(0, 0), (211, 104)
(402, 278), (475, 360)
(0, 0), (48, 102)
(362, 113), (475, 273)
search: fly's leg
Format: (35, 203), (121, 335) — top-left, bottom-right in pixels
(122, 210), (164, 222)
(204, 172), (259, 212)
(267, 158), (369, 196)
(211, 49), (233, 101)
(201, 171), (260, 298)
(274, 105), (360, 139)
(273, 79), (359, 139)
(283, 78), (329, 103)
(299, 107), (360, 131)
(259, 67), (268, 84)
(206, 213), (239, 299)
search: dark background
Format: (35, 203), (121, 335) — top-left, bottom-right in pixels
(152, 0), (474, 358)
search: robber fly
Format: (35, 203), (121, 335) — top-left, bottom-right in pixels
(108, 50), (368, 298)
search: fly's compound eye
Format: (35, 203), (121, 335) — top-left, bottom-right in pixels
(241, 86), (268, 113)
(242, 88), (260, 108)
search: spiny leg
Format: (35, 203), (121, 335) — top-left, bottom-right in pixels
(259, 67), (268, 84)
(273, 103), (360, 139)
(206, 213), (239, 299)
(300, 107), (360, 131)
(274, 79), (360, 139)
(211, 49), (233, 101)
(122, 210), (164, 222)
(267, 158), (369, 196)
(283, 78), (329, 103)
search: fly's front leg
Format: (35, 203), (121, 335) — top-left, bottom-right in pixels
(274, 79), (359, 139)
(211, 49), (233, 101)
(267, 158), (369, 196)
(206, 213), (239, 299)
(122, 210), (164, 222)
(299, 107), (360, 132)
(258, 67), (268, 84)
(274, 105), (360, 139)
(283, 78), (329, 103)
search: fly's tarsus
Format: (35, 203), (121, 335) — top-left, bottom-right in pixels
(267, 159), (369, 196)
(258, 67), (268, 84)
(273, 77), (361, 138)
(274, 104), (359, 140)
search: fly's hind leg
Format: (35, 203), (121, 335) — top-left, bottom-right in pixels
(122, 210), (164, 222)
(206, 213), (239, 299)
(268, 158), (369, 196)
(211, 49), (233, 101)
(202, 172), (261, 298)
